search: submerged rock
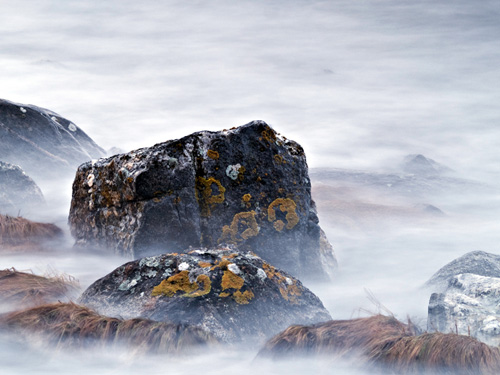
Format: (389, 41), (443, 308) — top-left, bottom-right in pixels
(69, 121), (336, 281)
(78, 248), (332, 344)
(0, 98), (105, 180)
(0, 162), (45, 215)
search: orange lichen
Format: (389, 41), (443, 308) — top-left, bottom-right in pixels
(219, 292), (230, 298)
(218, 211), (259, 244)
(151, 271), (211, 298)
(173, 196), (181, 204)
(233, 290), (254, 304)
(198, 262), (212, 268)
(267, 198), (299, 231)
(274, 154), (285, 164)
(262, 262), (302, 304)
(242, 194), (251, 202)
(261, 127), (277, 144)
(207, 150), (219, 160)
(221, 270), (245, 291)
(195, 176), (226, 217)
(238, 165), (246, 181)
(273, 221), (285, 232)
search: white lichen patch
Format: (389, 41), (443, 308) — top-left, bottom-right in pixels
(227, 263), (242, 275)
(118, 278), (138, 291)
(19, 107), (26, 113)
(139, 256), (161, 268)
(87, 173), (95, 187)
(68, 123), (77, 132)
(144, 269), (158, 278)
(285, 277), (293, 285)
(226, 164), (241, 180)
(178, 262), (190, 271)
(162, 268), (173, 278)
(256, 268), (267, 281)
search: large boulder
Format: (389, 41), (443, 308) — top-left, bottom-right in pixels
(78, 248), (332, 344)
(428, 274), (500, 346)
(426, 251), (500, 346)
(69, 121), (336, 281)
(0, 98), (105, 181)
(0, 161), (45, 216)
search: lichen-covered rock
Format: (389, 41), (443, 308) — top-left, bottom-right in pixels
(0, 161), (45, 215)
(0, 98), (105, 180)
(78, 248), (332, 344)
(428, 273), (500, 346)
(69, 120), (336, 281)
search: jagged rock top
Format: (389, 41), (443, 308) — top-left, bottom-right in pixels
(69, 120), (336, 281)
(79, 248), (332, 345)
(0, 98), (105, 180)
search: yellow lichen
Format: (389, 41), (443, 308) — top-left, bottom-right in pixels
(261, 126), (277, 143)
(242, 194), (251, 202)
(221, 270), (245, 291)
(207, 150), (219, 160)
(151, 271), (211, 298)
(274, 154), (284, 164)
(219, 292), (230, 298)
(218, 211), (259, 244)
(198, 261), (212, 268)
(238, 165), (246, 181)
(273, 220), (285, 232)
(232, 290), (254, 304)
(195, 176), (226, 217)
(262, 262), (302, 304)
(267, 198), (299, 231)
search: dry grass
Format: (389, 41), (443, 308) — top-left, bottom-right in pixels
(0, 268), (79, 308)
(259, 315), (500, 374)
(0, 302), (218, 354)
(0, 214), (62, 251)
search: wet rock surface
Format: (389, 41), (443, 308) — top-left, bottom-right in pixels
(0, 98), (105, 180)
(0, 161), (45, 216)
(428, 273), (500, 346)
(79, 248), (332, 344)
(426, 251), (500, 346)
(69, 121), (336, 280)
(425, 251), (500, 291)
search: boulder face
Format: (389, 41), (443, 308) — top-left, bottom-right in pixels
(428, 274), (500, 346)
(78, 248), (332, 344)
(0, 161), (45, 216)
(426, 251), (500, 346)
(0, 98), (105, 181)
(69, 121), (336, 281)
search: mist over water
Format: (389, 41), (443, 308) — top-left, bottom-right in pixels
(1, 0), (500, 373)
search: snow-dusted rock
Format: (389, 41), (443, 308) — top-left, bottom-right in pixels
(0, 161), (45, 215)
(79, 248), (332, 344)
(428, 273), (500, 346)
(69, 121), (336, 281)
(425, 251), (500, 291)
(0, 98), (105, 181)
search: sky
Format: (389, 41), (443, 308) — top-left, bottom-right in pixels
(1, 0), (499, 180)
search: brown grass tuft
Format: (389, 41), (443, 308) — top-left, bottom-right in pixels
(0, 214), (62, 251)
(0, 302), (218, 354)
(0, 268), (79, 308)
(259, 315), (500, 374)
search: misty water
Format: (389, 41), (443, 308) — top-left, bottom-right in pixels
(2, 0), (500, 374)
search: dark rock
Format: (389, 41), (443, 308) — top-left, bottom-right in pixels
(78, 248), (332, 344)
(0, 98), (105, 181)
(0, 161), (45, 216)
(69, 121), (336, 281)
(425, 250), (500, 291)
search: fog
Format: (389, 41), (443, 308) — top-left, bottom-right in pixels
(1, 0), (500, 373)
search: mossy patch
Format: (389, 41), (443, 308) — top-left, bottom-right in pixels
(152, 271), (211, 298)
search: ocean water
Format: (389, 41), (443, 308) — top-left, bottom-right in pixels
(1, 0), (500, 373)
